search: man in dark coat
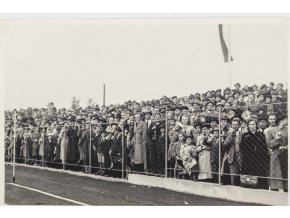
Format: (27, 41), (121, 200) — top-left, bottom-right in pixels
(109, 125), (123, 171)
(77, 122), (94, 173)
(76, 119), (85, 165)
(67, 118), (80, 164)
(223, 117), (242, 186)
(93, 125), (105, 175)
(144, 109), (153, 172)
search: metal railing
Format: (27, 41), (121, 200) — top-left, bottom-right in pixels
(5, 105), (288, 191)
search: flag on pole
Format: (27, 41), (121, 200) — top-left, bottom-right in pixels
(219, 24), (233, 63)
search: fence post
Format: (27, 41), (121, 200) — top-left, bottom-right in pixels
(63, 127), (66, 171)
(24, 129), (27, 165)
(218, 107), (221, 185)
(89, 120), (92, 174)
(121, 122), (124, 179)
(13, 113), (16, 183)
(42, 131), (45, 167)
(165, 111), (168, 178)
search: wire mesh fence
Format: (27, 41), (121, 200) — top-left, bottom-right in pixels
(124, 117), (167, 177)
(166, 111), (223, 183)
(5, 101), (288, 191)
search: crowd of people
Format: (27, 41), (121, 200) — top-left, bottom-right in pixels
(4, 82), (288, 191)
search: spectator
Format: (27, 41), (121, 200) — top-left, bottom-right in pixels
(180, 115), (195, 137)
(132, 113), (147, 172)
(179, 135), (198, 180)
(240, 119), (270, 189)
(59, 122), (70, 170)
(257, 115), (268, 133)
(210, 128), (223, 183)
(223, 117), (242, 186)
(266, 113), (288, 192)
(109, 125), (122, 170)
(168, 133), (184, 178)
(4, 81), (287, 189)
(196, 123), (213, 182)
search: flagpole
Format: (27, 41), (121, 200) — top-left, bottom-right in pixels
(228, 24), (232, 88)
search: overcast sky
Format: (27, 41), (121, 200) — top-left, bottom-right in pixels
(2, 18), (287, 110)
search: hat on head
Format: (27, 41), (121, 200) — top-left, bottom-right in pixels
(211, 128), (220, 133)
(223, 89), (231, 95)
(184, 135), (194, 141)
(260, 84), (268, 89)
(204, 97), (210, 102)
(276, 112), (287, 123)
(76, 118), (85, 124)
(201, 123), (211, 129)
(221, 115), (231, 123)
(69, 116), (76, 122)
(174, 105), (183, 111)
(193, 107), (203, 112)
(115, 126), (122, 132)
(242, 85), (249, 91)
(250, 113), (258, 120)
(205, 101), (214, 107)
(193, 121), (203, 128)
(210, 116), (219, 123)
(277, 83), (283, 87)
(181, 106), (189, 110)
(242, 93), (248, 98)
(248, 87), (254, 92)
(232, 116), (241, 123)
(91, 115), (100, 121)
(233, 90), (241, 96)
(257, 114), (268, 122)
(44, 120), (51, 125)
(234, 83), (241, 88)
(216, 102), (224, 107)
(115, 113), (122, 119)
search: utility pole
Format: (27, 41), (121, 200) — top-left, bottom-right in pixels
(103, 84), (106, 106)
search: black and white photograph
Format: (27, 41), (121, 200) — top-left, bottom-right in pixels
(1, 15), (289, 206)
